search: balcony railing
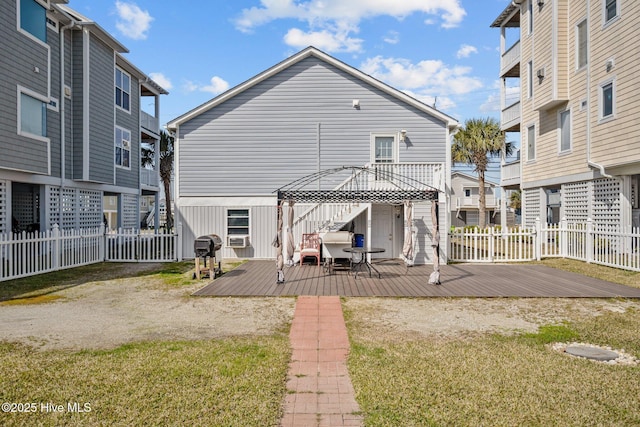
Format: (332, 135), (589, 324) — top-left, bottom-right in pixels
(501, 160), (520, 188)
(456, 195), (500, 209)
(501, 40), (520, 77)
(140, 167), (159, 188)
(501, 101), (520, 132)
(141, 111), (159, 135)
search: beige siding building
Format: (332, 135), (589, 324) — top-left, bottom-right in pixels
(492, 0), (640, 227)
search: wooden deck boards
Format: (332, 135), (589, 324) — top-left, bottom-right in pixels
(192, 260), (640, 298)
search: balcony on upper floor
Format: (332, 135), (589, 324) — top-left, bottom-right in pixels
(141, 110), (160, 139)
(500, 40), (520, 78)
(501, 160), (520, 190)
(140, 166), (159, 190)
(501, 101), (520, 132)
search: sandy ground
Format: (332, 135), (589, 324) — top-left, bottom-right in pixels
(1, 264), (638, 351)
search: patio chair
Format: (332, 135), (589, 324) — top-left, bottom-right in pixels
(300, 233), (321, 266)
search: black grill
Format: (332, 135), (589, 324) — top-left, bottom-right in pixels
(193, 234), (222, 279)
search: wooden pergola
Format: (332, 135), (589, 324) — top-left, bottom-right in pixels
(273, 166), (442, 284)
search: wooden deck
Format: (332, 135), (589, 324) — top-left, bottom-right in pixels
(193, 259), (640, 298)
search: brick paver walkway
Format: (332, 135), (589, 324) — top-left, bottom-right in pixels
(280, 296), (363, 427)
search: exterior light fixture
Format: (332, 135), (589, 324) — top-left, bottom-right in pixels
(400, 129), (407, 142)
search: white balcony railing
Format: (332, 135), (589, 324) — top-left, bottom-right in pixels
(501, 160), (521, 188)
(501, 101), (521, 131)
(141, 111), (159, 135)
(456, 195), (500, 210)
(501, 40), (520, 76)
(140, 167), (159, 188)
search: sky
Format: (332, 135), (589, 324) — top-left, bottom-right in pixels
(67, 0), (518, 179)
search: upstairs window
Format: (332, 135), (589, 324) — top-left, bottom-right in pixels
(19, 89), (47, 140)
(115, 67), (131, 112)
(19, 0), (47, 43)
(559, 110), (571, 153)
(576, 20), (588, 69)
(528, 0), (534, 34)
(115, 127), (131, 168)
(527, 125), (536, 161)
(605, 0), (618, 23)
(527, 61), (533, 99)
(374, 136), (394, 163)
(600, 81), (614, 120)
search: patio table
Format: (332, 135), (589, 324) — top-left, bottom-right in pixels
(342, 247), (385, 278)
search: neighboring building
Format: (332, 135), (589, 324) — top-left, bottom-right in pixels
(0, 0), (167, 234)
(168, 47), (459, 263)
(450, 172), (503, 227)
(492, 0), (640, 228)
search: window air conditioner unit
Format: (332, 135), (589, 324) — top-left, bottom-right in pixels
(227, 235), (249, 248)
(122, 139), (130, 149)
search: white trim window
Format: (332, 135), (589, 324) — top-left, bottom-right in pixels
(371, 134), (398, 164)
(527, 125), (536, 162)
(599, 80), (615, 120)
(528, 0), (534, 35)
(18, 86), (48, 142)
(559, 109), (571, 153)
(115, 67), (131, 112)
(576, 19), (588, 69)
(115, 126), (131, 169)
(227, 209), (250, 236)
(604, 0), (619, 24)
(18, 0), (47, 44)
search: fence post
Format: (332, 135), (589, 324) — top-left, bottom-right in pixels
(560, 217), (568, 258)
(586, 218), (594, 263)
(488, 227), (494, 263)
(535, 217), (541, 261)
(177, 222), (183, 261)
(99, 224), (106, 261)
(52, 224), (60, 271)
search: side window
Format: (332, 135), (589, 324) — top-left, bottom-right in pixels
(115, 67), (131, 112)
(527, 125), (536, 161)
(576, 20), (588, 69)
(18, 88), (47, 140)
(600, 81), (614, 120)
(527, 61), (533, 99)
(528, 0), (534, 35)
(604, 0), (618, 23)
(19, 0), (47, 43)
(559, 109), (571, 153)
(227, 209), (250, 236)
(115, 127), (131, 168)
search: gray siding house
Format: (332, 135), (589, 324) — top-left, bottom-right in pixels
(0, 0), (167, 234)
(450, 172), (502, 227)
(168, 47), (459, 264)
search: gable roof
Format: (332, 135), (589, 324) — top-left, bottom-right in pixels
(167, 46), (459, 131)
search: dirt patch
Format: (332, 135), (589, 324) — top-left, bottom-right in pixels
(1, 264), (638, 350)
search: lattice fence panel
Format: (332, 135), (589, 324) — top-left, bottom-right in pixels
(0, 180), (7, 234)
(61, 188), (77, 229)
(122, 194), (139, 229)
(46, 186), (61, 229)
(593, 178), (621, 228)
(522, 188), (540, 227)
(78, 189), (102, 228)
(562, 181), (589, 223)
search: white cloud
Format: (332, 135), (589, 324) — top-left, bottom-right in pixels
(479, 81), (520, 113)
(284, 26), (363, 52)
(361, 56), (482, 94)
(383, 31), (400, 45)
(115, 1), (153, 40)
(234, 0), (465, 53)
(201, 76), (230, 95)
(456, 44), (478, 59)
(149, 72), (172, 90)
(183, 81), (199, 92)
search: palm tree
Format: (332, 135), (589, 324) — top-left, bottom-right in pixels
(452, 117), (513, 228)
(158, 130), (174, 231)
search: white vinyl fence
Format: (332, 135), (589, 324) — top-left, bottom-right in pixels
(450, 218), (640, 272)
(1, 225), (179, 282)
